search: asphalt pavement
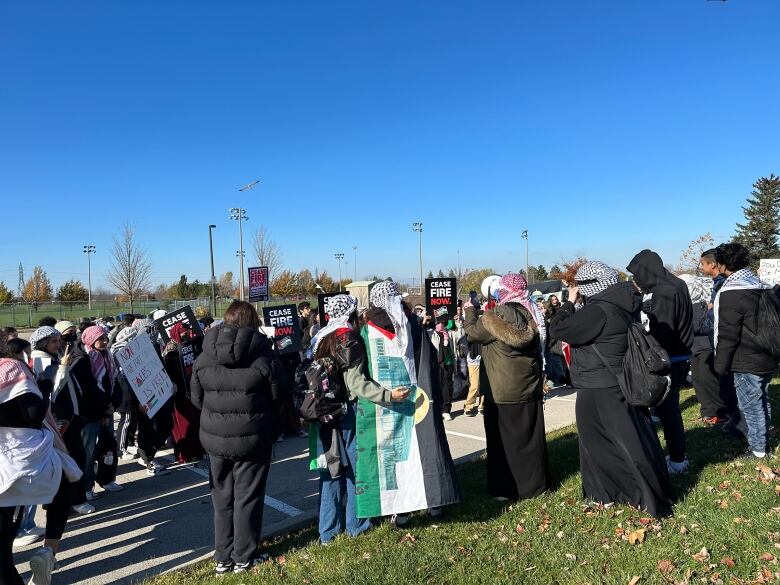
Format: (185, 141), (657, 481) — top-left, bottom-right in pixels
(13, 390), (577, 584)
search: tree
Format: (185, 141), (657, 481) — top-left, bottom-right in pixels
(57, 279), (88, 302)
(217, 272), (235, 298)
(735, 174), (780, 268)
(533, 265), (549, 281)
(271, 270), (298, 297)
(426, 270), (434, 279)
(252, 226), (283, 281)
(549, 264), (563, 280)
(0, 281), (13, 304)
(153, 283), (169, 300)
(172, 275), (190, 299)
(677, 232), (715, 273)
(317, 271), (335, 293)
(460, 268), (496, 298)
(23, 266), (53, 308)
(436, 269), (445, 278)
(106, 222), (153, 314)
(560, 257), (589, 285)
(297, 269), (316, 296)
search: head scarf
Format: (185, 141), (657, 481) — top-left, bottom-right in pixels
(678, 274), (712, 305)
(575, 261), (619, 298)
(309, 294), (358, 357)
(369, 281), (410, 344)
(495, 273), (546, 346)
(29, 326), (60, 352)
(82, 325), (113, 389)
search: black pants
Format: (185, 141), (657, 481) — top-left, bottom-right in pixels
(0, 506), (24, 585)
(654, 361), (688, 463)
(210, 453), (271, 564)
(691, 350), (730, 418)
(63, 420), (87, 506)
(43, 474), (71, 540)
(439, 364), (453, 414)
(116, 410), (137, 451)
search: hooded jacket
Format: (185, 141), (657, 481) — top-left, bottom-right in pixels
(549, 281), (642, 389)
(190, 325), (287, 460)
(715, 287), (777, 376)
(463, 303), (542, 404)
(627, 250), (693, 358)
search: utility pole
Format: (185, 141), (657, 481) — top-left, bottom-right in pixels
(17, 263), (24, 297)
(229, 208), (248, 300)
(412, 222), (423, 292)
(335, 253), (345, 292)
(521, 230), (531, 283)
(83, 245), (96, 311)
(208, 225), (217, 316)
(352, 245), (358, 281)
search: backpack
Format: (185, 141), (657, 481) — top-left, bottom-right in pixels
(757, 285), (780, 359)
(593, 322), (672, 408)
(296, 357), (348, 424)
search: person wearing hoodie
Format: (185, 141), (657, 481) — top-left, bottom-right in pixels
(190, 301), (288, 576)
(627, 250), (693, 475)
(713, 242), (777, 459)
(549, 262), (674, 517)
(463, 273), (551, 501)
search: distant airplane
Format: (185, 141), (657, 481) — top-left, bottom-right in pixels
(239, 180), (260, 191)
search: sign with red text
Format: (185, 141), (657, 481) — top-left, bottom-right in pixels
(262, 304), (302, 354)
(248, 266), (269, 302)
(114, 333), (174, 418)
(425, 278), (457, 321)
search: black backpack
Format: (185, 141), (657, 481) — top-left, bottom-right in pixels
(757, 285), (780, 359)
(296, 357), (348, 424)
(593, 322), (672, 408)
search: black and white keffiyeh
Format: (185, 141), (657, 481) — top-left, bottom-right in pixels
(575, 261), (619, 298)
(369, 280), (413, 363)
(29, 326), (60, 351)
(309, 294), (358, 357)
(678, 274), (712, 305)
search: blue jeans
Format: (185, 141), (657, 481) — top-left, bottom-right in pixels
(733, 372), (772, 455)
(16, 505), (37, 536)
(81, 420), (102, 492)
(318, 404), (371, 544)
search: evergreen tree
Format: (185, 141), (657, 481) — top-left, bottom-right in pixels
(735, 174), (780, 267)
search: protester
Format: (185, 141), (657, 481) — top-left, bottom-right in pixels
(462, 335), (483, 417)
(713, 242), (777, 459)
(549, 262), (674, 517)
(0, 327), (18, 341)
(429, 318), (455, 420)
(627, 250), (693, 474)
(38, 317), (57, 328)
(298, 302), (312, 353)
(463, 273), (551, 501)
(191, 301), (287, 575)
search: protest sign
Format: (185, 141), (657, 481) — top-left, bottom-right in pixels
(248, 266), (269, 302)
(759, 259), (780, 286)
(317, 292), (341, 326)
(425, 278), (457, 321)
(262, 304), (302, 354)
(114, 333), (175, 418)
(176, 336), (203, 394)
(154, 305), (203, 344)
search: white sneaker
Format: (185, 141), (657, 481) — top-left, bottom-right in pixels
(146, 461), (169, 476)
(28, 546), (55, 585)
(85, 490), (102, 501)
(442, 412), (452, 421)
(120, 450), (139, 461)
(13, 526), (44, 548)
(71, 503), (95, 515)
(101, 482), (123, 492)
(666, 456), (690, 475)
(125, 445), (138, 455)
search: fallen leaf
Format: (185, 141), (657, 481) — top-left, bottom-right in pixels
(497, 532), (508, 544)
(721, 557), (736, 568)
(733, 491), (744, 501)
(680, 525), (689, 535)
(524, 565), (537, 571)
(692, 547), (711, 562)
(515, 524), (525, 534)
(717, 499), (729, 509)
(362, 552), (371, 560)
(639, 517), (653, 525)
(556, 530), (565, 539)
(718, 481), (732, 490)
(628, 576), (641, 585)
(775, 485), (780, 495)
(566, 553), (577, 561)
(399, 532), (417, 546)
(758, 465), (777, 483)
(627, 529), (646, 545)
(657, 559), (675, 574)
(615, 527), (625, 536)
(760, 552), (776, 562)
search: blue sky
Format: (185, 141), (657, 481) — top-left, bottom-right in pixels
(1, 1), (779, 290)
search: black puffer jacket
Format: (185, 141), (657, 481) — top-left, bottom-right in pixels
(549, 281), (642, 389)
(191, 325), (287, 460)
(627, 250), (693, 358)
(715, 288), (777, 376)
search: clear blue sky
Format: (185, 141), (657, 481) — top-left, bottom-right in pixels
(2, 1), (779, 291)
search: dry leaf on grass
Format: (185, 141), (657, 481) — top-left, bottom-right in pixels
(628, 576), (641, 585)
(565, 553), (577, 561)
(638, 517), (652, 525)
(692, 547), (710, 562)
(398, 533), (416, 546)
(627, 529), (646, 545)
(657, 559), (675, 574)
(760, 552), (776, 562)
(717, 499), (729, 509)
(515, 524), (525, 534)
(758, 465), (777, 482)
(556, 531), (565, 539)
(721, 556), (736, 568)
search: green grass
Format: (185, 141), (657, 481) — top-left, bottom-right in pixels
(147, 386), (780, 585)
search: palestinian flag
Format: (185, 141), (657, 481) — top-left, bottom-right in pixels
(355, 318), (460, 518)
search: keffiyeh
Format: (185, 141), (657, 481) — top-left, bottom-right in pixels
(496, 273), (546, 346)
(369, 280), (416, 383)
(575, 261), (619, 299)
(82, 325), (113, 390)
(309, 294), (358, 357)
(29, 327), (60, 352)
(678, 274), (712, 305)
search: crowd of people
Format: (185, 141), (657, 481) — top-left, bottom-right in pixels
(1, 240), (778, 583)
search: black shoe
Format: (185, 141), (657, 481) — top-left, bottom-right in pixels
(215, 561), (234, 576)
(233, 554), (269, 573)
(464, 409), (477, 417)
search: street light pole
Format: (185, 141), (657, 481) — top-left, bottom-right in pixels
(83, 245), (95, 311)
(229, 208), (248, 300)
(412, 222), (423, 292)
(522, 229), (531, 283)
(352, 245), (358, 281)
(335, 253), (345, 292)
(208, 225), (217, 316)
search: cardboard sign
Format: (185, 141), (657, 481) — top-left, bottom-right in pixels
(425, 278), (457, 321)
(262, 304), (302, 354)
(317, 292), (341, 326)
(248, 266), (269, 302)
(154, 305), (204, 344)
(114, 333), (175, 418)
(759, 259), (780, 286)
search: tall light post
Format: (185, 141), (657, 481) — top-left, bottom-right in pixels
(352, 245), (358, 281)
(208, 225), (217, 316)
(83, 245), (96, 311)
(521, 229), (531, 283)
(412, 222), (423, 292)
(334, 253), (345, 292)
(229, 208), (248, 300)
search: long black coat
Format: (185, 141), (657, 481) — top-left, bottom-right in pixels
(191, 325), (288, 460)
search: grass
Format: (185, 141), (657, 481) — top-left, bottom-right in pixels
(147, 386), (780, 585)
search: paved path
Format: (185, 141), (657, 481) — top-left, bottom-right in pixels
(13, 390), (577, 584)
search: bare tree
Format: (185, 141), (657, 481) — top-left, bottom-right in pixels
(252, 226), (283, 280)
(106, 222), (152, 313)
